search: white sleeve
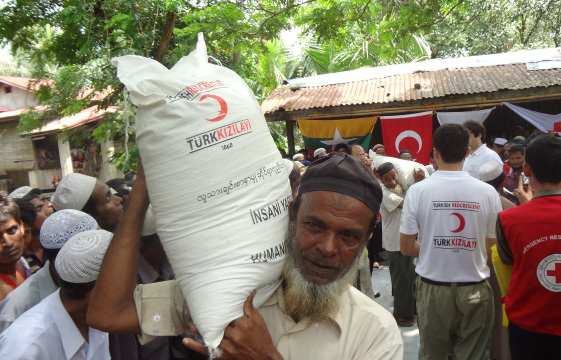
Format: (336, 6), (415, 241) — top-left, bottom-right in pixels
(381, 188), (403, 213)
(399, 191), (418, 235)
(486, 194), (502, 238)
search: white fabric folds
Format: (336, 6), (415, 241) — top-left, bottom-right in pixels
(436, 107), (495, 125)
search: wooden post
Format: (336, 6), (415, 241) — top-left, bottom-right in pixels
(286, 120), (295, 155)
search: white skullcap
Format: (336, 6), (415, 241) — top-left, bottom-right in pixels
(478, 161), (503, 182)
(55, 229), (112, 283)
(40, 209), (99, 249)
(514, 135), (525, 141)
(293, 153), (305, 161)
(141, 205), (157, 237)
(110, 187), (118, 195)
(313, 148), (327, 157)
(52, 173), (97, 211)
(8, 186), (32, 199)
(494, 138), (507, 146)
(294, 161), (304, 169)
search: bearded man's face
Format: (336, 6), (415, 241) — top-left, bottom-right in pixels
(282, 191), (374, 321)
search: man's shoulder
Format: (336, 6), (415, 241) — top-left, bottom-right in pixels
(342, 286), (397, 327)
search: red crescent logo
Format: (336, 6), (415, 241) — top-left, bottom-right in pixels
(450, 212), (466, 233)
(199, 94), (228, 122)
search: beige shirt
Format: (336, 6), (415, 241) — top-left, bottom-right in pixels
(134, 281), (403, 360)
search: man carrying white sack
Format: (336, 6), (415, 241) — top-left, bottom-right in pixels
(88, 154), (403, 360)
(0, 229), (113, 359)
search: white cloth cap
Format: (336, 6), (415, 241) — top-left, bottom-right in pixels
(55, 229), (112, 283)
(40, 209), (99, 249)
(293, 153), (305, 161)
(52, 173), (97, 211)
(478, 161), (503, 182)
(494, 137), (507, 146)
(8, 186), (32, 199)
(282, 159), (294, 175)
(141, 205), (157, 237)
(313, 148), (327, 157)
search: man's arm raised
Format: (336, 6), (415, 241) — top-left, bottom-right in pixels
(87, 164), (149, 333)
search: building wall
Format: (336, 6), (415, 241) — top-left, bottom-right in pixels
(0, 120), (35, 173)
(0, 85), (38, 110)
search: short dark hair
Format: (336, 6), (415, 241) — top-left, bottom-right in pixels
(429, 148), (435, 159)
(525, 135), (561, 184)
(334, 143), (350, 154)
(106, 178), (125, 190)
(59, 279), (96, 300)
(434, 124), (469, 164)
(399, 150), (412, 157)
(377, 162), (395, 177)
(13, 199), (37, 227)
(288, 162), (299, 185)
(124, 172), (136, 182)
(21, 188), (42, 202)
(508, 144), (525, 156)
(463, 120), (486, 142)
(81, 194), (98, 216)
(42, 247), (61, 263)
(0, 192), (21, 224)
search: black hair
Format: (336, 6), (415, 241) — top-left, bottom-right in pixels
(463, 120), (486, 142)
(21, 188), (42, 202)
(399, 150), (412, 157)
(42, 247), (61, 263)
(334, 143), (351, 154)
(13, 199), (37, 227)
(81, 194), (98, 217)
(288, 162), (299, 185)
(434, 124), (469, 164)
(525, 135), (561, 184)
(377, 162), (395, 177)
(508, 144), (525, 156)
(59, 279), (96, 300)
(106, 178), (126, 190)
(0, 192), (21, 224)
(429, 148), (435, 159)
(124, 172), (136, 182)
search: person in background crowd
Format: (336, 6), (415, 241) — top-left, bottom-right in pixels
(334, 143), (351, 153)
(401, 123), (501, 360)
(313, 148), (328, 161)
(479, 162), (515, 211)
(425, 148), (438, 175)
(0, 209), (99, 333)
(462, 120), (503, 179)
(372, 144), (386, 156)
(504, 145), (527, 197)
(283, 159), (301, 199)
(0, 194), (26, 301)
(398, 150), (413, 161)
(293, 153), (305, 162)
(496, 134), (561, 360)
(0, 230), (113, 360)
(13, 199), (36, 276)
(493, 138), (507, 159)
(51, 174), (61, 189)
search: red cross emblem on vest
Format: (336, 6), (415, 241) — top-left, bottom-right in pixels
(537, 254), (561, 293)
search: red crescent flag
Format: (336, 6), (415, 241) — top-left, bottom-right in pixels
(381, 111), (434, 165)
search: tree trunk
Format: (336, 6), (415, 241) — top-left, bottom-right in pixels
(155, 11), (177, 64)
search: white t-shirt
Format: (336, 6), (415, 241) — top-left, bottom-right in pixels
(462, 145), (503, 179)
(380, 185), (404, 252)
(399, 171), (501, 282)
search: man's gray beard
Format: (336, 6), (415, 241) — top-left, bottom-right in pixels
(282, 222), (362, 323)
(389, 184), (403, 196)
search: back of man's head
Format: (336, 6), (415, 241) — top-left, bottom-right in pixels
(434, 124), (469, 164)
(55, 229), (112, 299)
(525, 135), (561, 184)
(21, 188), (42, 203)
(13, 199), (36, 228)
(0, 193), (21, 224)
(463, 120), (486, 142)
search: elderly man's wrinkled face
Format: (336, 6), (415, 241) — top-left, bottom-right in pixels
(283, 191), (374, 321)
(289, 191), (373, 284)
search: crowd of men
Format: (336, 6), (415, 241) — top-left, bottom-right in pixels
(0, 120), (559, 360)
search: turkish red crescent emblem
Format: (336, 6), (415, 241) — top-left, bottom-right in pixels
(199, 94), (228, 122)
(450, 212), (466, 233)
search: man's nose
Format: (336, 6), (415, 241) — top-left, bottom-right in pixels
(1, 234), (14, 247)
(316, 232), (338, 257)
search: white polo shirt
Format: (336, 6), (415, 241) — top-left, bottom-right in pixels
(462, 145), (503, 179)
(399, 171), (501, 282)
(380, 185), (404, 252)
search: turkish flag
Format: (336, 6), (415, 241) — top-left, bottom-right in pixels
(381, 111), (434, 165)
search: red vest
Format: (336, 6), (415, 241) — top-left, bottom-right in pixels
(499, 195), (561, 336)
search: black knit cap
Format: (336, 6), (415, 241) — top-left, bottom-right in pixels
(298, 152), (382, 214)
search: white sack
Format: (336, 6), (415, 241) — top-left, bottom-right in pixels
(112, 33), (291, 352)
(370, 152), (429, 191)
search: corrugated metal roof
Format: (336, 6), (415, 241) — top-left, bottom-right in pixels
(0, 76), (51, 91)
(261, 63), (561, 115)
(31, 106), (118, 134)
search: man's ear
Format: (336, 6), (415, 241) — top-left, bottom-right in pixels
(464, 147), (471, 159)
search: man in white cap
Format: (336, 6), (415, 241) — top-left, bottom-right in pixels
(493, 137), (508, 159)
(479, 161), (515, 211)
(313, 148), (328, 161)
(0, 209), (98, 333)
(52, 173), (123, 232)
(0, 229), (112, 359)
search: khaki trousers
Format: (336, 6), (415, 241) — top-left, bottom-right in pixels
(415, 276), (494, 360)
